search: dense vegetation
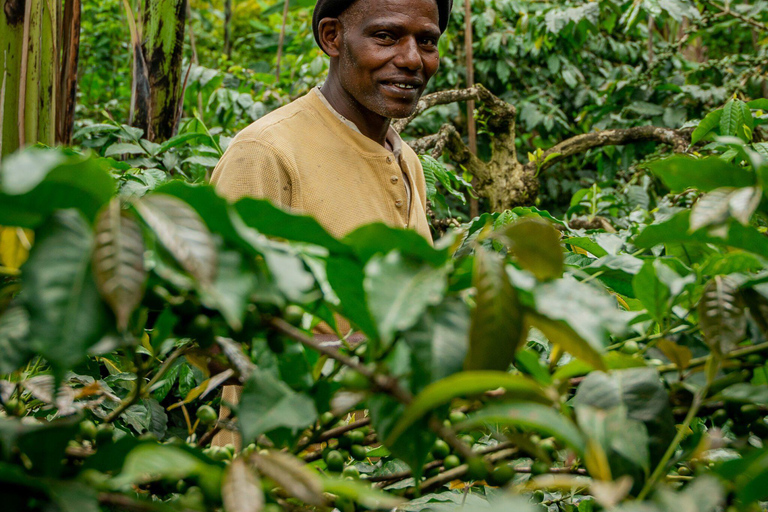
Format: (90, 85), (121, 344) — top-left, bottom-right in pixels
(2, 0), (768, 511)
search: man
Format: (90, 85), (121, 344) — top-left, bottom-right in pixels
(211, 0), (453, 243)
(210, 0), (452, 447)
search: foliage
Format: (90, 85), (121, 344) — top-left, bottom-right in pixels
(1, 97), (768, 512)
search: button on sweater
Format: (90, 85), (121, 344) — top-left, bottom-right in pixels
(210, 89), (433, 242)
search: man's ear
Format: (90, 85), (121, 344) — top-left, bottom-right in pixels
(318, 18), (342, 57)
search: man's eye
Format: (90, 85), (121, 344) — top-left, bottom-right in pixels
(375, 33), (396, 43)
(420, 38), (438, 48)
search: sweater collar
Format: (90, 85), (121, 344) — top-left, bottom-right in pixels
(312, 87), (403, 162)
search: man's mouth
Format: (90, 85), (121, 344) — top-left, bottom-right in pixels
(381, 80), (423, 92)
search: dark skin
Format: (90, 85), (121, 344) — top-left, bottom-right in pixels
(317, 0), (441, 147)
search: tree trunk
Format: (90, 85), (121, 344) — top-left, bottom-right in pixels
(223, 0), (232, 58)
(0, 0), (57, 160)
(56, 0), (81, 146)
(131, 0), (188, 141)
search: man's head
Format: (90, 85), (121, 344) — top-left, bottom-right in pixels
(314, 0), (452, 120)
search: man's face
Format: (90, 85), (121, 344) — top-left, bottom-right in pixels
(336, 0), (441, 120)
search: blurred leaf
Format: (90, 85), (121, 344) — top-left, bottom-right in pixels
(22, 210), (109, 378)
(459, 402), (587, 456)
(237, 367), (317, 444)
(500, 218), (564, 280)
(135, 193), (218, 285)
(111, 443), (221, 487)
(691, 109), (723, 144)
(92, 199), (146, 331)
(0, 307), (31, 374)
(321, 477), (405, 510)
(223, 458), (264, 512)
(252, 451), (324, 506)
(0, 149), (116, 228)
(656, 339), (692, 371)
(465, 247), (523, 371)
(385, 371), (550, 445)
(632, 260), (673, 322)
(699, 276), (746, 355)
(647, 156), (754, 193)
(365, 251), (447, 349)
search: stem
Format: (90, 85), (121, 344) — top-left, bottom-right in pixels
(146, 345), (186, 390)
(104, 356), (146, 424)
(658, 340), (768, 373)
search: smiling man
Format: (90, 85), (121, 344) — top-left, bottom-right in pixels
(210, 0), (452, 448)
(210, 0), (453, 244)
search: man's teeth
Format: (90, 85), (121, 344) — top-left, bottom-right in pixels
(393, 83), (415, 89)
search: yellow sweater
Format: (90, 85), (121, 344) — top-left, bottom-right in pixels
(211, 89), (432, 241)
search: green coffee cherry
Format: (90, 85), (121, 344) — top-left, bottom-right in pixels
(532, 490), (545, 503)
(196, 405), (218, 425)
(340, 370), (370, 390)
(347, 430), (365, 445)
(342, 466), (360, 479)
(711, 409), (728, 427)
(621, 340), (640, 354)
(443, 454), (461, 470)
(530, 461), (549, 476)
(466, 458), (488, 481)
(324, 450), (345, 472)
(284, 305), (304, 326)
(320, 412), (335, 426)
(350, 444), (367, 461)
(431, 439), (451, 459)
(677, 466), (692, 476)
(489, 463), (515, 486)
(449, 411), (468, 424)
(79, 420), (98, 441)
(95, 423), (114, 445)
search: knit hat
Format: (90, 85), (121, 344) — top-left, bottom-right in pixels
(312, 0), (453, 51)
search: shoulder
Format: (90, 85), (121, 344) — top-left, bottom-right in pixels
(233, 93), (317, 147)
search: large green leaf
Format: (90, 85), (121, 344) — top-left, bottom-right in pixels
(465, 247), (524, 371)
(573, 368), (675, 466)
(404, 297), (470, 394)
(326, 255), (378, 338)
(22, 210), (110, 378)
(691, 108), (723, 145)
(237, 367), (317, 444)
(111, 443), (221, 488)
(344, 223), (449, 266)
(92, 199), (146, 331)
(635, 210), (768, 258)
(364, 251), (448, 350)
(0, 149), (116, 228)
(384, 371), (551, 445)
(716, 448), (768, 504)
(632, 260), (674, 322)
(458, 402), (587, 456)
(525, 313), (606, 371)
(721, 98), (753, 141)
(134, 193), (218, 285)
(698, 276), (746, 355)
(647, 156), (754, 193)
(500, 218), (564, 281)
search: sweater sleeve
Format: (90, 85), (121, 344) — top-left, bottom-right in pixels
(210, 139), (295, 208)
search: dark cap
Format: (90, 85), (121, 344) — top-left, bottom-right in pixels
(312, 0), (453, 51)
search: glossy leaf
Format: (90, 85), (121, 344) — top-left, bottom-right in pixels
(647, 155), (754, 193)
(22, 210), (109, 378)
(465, 247), (524, 371)
(500, 217), (564, 281)
(459, 402), (587, 456)
(92, 199), (146, 331)
(691, 108), (723, 145)
(134, 193), (218, 285)
(385, 371), (551, 445)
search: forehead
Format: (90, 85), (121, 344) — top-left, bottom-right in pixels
(343, 0), (440, 30)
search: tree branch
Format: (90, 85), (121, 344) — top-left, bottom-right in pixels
(525, 125), (689, 176)
(705, 0), (768, 31)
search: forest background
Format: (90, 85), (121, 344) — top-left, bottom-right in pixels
(1, 0), (768, 511)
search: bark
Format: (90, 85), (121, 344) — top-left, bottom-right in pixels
(56, 0), (80, 145)
(223, 0), (232, 57)
(130, 0), (188, 141)
(1, 0), (57, 160)
(275, 0), (290, 80)
(464, 0), (478, 217)
(401, 85), (690, 212)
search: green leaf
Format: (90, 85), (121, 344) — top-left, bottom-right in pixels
(632, 260), (673, 322)
(404, 297), (470, 393)
(526, 313), (606, 371)
(500, 218), (564, 280)
(199, 249), (258, 331)
(104, 143), (146, 157)
(22, 210), (110, 378)
(385, 371), (551, 445)
(135, 193), (218, 285)
(111, 443), (220, 488)
(0, 149), (116, 228)
(237, 367), (317, 444)
(716, 448), (768, 504)
(691, 109), (723, 144)
(459, 402), (587, 456)
(0, 306), (31, 374)
(573, 368), (676, 466)
(92, 199), (147, 331)
(647, 155), (754, 193)
(698, 276), (746, 355)
(364, 251), (448, 349)
(690, 187), (761, 232)
(721, 98), (753, 141)
(465, 248), (524, 371)
(635, 210), (768, 258)
(326, 255), (378, 338)
(344, 223), (448, 266)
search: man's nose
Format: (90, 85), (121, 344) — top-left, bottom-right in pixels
(394, 38), (423, 71)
